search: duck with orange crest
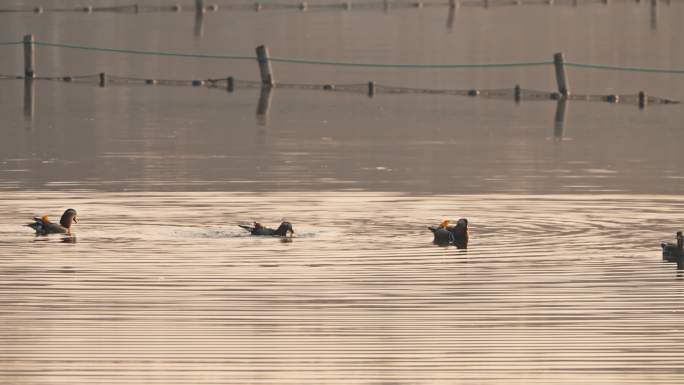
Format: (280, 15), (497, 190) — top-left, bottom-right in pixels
(27, 209), (78, 235)
(428, 218), (469, 248)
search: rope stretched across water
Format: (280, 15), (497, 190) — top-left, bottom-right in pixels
(1, 39), (683, 73)
(34, 41), (256, 61)
(32, 41), (553, 68)
(566, 62), (684, 74)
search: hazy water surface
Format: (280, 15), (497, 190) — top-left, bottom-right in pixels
(1, 1), (684, 384)
(1, 192), (684, 385)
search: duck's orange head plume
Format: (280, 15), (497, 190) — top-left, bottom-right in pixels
(41, 215), (50, 223)
(439, 219), (450, 228)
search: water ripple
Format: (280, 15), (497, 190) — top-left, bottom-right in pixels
(1, 192), (684, 384)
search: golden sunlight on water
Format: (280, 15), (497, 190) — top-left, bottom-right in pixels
(2, 0), (684, 383)
(1, 192), (683, 385)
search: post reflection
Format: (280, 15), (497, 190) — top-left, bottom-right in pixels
(650, 0), (658, 31)
(194, 6), (205, 38)
(553, 98), (568, 142)
(446, 3), (456, 32)
(23, 78), (34, 121)
(256, 86), (273, 126)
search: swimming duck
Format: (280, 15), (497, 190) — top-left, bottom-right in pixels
(27, 208), (78, 235)
(239, 221), (294, 237)
(661, 231), (683, 262)
(428, 218), (469, 248)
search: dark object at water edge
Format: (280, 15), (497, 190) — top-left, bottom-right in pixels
(661, 231), (684, 269)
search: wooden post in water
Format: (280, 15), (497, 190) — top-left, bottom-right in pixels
(256, 45), (275, 87)
(368, 81), (375, 98)
(638, 91), (647, 109)
(23, 34), (35, 79)
(99, 72), (106, 87)
(227, 76), (235, 92)
(553, 52), (569, 97)
(195, 0), (204, 12)
(514, 84), (521, 103)
(22, 35), (36, 119)
(677, 231), (684, 270)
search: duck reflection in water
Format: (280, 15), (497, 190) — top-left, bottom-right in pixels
(61, 236), (77, 244)
(428, 218), (469, 249)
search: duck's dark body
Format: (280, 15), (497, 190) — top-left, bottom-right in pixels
(428, 218), (469, 249)
(239, 221), (294, 237)
(429, 227), (453, 245)
(27, 209), (78, 235)
(28, 218), (69, 235)
(662, 243), (681, 262)
(661, 231), (683, 263)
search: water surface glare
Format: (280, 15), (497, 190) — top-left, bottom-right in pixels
(1, 191), (683, 385)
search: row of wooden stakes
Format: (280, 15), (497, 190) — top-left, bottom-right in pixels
(6, 0), (671, 14)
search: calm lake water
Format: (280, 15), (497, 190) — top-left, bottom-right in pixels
(2, 192), (684, 385)
(1, 1), (684, 384)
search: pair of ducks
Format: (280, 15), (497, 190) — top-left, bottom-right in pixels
(428, 218), (469, 248)
(239, 219), (470, 244)
(26, 209), (296, 237)
(239, 219), (471, 247)
(27, 209), (469, 247)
